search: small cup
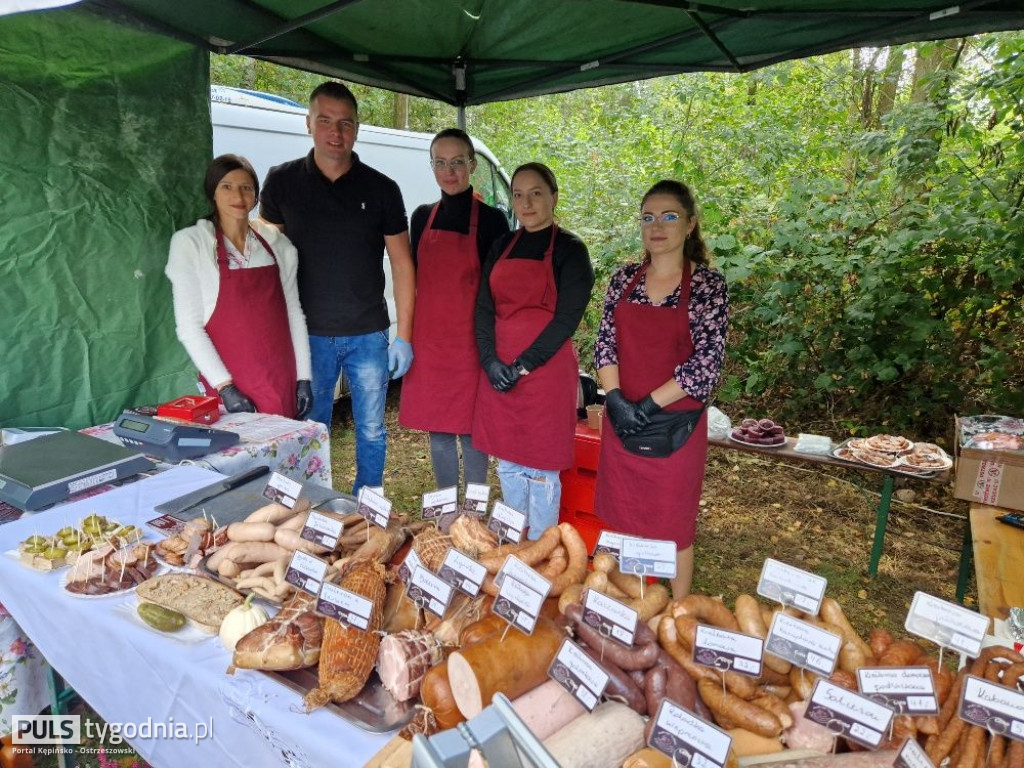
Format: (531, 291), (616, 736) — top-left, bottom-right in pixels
(586, 404), (603, 431)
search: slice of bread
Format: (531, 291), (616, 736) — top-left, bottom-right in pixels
(136, 573), (244, 632)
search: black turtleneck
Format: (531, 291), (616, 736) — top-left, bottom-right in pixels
(409, 187), (510, 268)
(475, 225), (595, 372)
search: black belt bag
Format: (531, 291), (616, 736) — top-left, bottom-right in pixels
(621, 407), (705, 458)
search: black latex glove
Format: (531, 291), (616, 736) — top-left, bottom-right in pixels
(294, 380), (313, 420)
(483, 358), (520, 392)
(605, 389), (660, 437)
(219, 383), (256, 413)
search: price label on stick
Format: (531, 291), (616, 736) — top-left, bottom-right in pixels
(857, 667), (939, 715)
(438, 548), (486, 597)
(764, 612), (841, 675)
(408, 565), (454, 619)
(757, 558), (827, 615)
(487, 500), (525, 543)
(620, 536), (676, 578)
(905, 591), (990, 658)
(463, 483), (490, 516)
(262, 472), (303, 508)
(421, 486), (457, 523)
(958, 674), (1024, 741)
(895, 736), (937, 768)
(494, 555), (552, 597)
(593, 530), (625, 558)
(356, 487), (392, 529)
(300, 510), (342, 550)
(648, 700), (733, 768)
(693, 625), (764, 677)
(548, 638), (609, 712)
(804, 679), (894, 749)
(582, 588), (639, 648)
(285, 550), (329, 596)
(398, 547), (426, 584)
(316, 582), (373, 630)
(493, 574), (549, 635)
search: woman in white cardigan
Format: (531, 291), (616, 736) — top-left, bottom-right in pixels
(165, 154), (312, 418)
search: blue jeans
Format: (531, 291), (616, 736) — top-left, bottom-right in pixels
(308, 332), (389, 495)
(496, 460), (561, 540)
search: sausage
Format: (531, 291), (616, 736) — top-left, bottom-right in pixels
(585, 570), (630, 599)
(752, 694), (793, 729)
(737, 594), (791, 676)
(274, 528), (330, 555)
(878, 640), (922, 667)
(829, 669), (857, 691)
(226, 541), (292, 564)
(820, 597), (874, 664)
(278, 510), (311, 532)
(565, 602), (659, 671)
(674, 615), (757, 699)
(548, 523), (589, 598)
(927, 712), (965, 763)
(205, 541), (238, 572)
(868, 627), (893, 659)
(644, 664), (667, 718)
(697, 678), (783, 737)
(789, 666), (820, 701)
(577, 642), (647, 714)
(227, 521), (277, 543)
(479, 526), (560, 574)
(558, 583), (585, 615)
(245, 502), (297, 524)
(659, 650), (699, 714)
(658, 615), (718, 685)
(839, 640), (869, 674)
(672, 595), (740, 631)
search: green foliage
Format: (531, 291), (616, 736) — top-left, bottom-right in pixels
(210, 33), (1024, 437)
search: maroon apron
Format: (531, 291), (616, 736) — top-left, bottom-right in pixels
(594, 262), (709, 549)
(198, 228), (297, 417)
(471, 226), (577, 471)
(399, 198), (481, 433)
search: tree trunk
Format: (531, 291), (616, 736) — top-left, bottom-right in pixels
(873, 46), (904, 126)
(393, 93), (409, 130)
(910, 39), (965, 105)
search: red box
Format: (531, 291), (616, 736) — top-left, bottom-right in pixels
(156, 395), (221, 424)
(559, 466), (605, 554)
(573, 421), (602, 473)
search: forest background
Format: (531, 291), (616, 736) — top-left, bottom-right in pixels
(213, 34), (1024, 440)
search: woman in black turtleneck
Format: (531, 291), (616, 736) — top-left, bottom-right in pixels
(472, 162), (595, 540)
(398, 128), (509, 490)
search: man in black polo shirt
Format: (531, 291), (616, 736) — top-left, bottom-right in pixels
(260, 81), (415, 494)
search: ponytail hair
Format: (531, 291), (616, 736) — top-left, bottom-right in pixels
(641, 179), (708, 265)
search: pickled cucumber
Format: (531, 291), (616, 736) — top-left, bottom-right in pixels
(23, 535), (47, 547)
(137, 603), (186, 632)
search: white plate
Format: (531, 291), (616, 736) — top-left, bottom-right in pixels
(61, 562), (168, 598)
(112, 598), (217, 643)
(728, 433), (787, 449)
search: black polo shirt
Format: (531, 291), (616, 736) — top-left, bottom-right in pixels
(260, 151), (408, 337)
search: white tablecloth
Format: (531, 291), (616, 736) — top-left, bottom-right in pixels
(0, 467), (390, 766)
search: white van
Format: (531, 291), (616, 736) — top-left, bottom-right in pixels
(209, 85), (514, 394)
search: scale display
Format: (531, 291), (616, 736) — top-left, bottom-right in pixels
(0, 430), (155, 511)
(112, 411), (240, 461)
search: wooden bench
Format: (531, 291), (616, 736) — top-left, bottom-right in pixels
(707, 435), (966, 596)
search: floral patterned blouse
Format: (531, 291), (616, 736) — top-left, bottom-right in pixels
(593, 261), (729, 403)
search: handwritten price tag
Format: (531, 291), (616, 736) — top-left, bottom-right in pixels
(648, 700), (732, 768)
(421, 486), (457, 522)
(487, 500), (526, 543)
(582, 588), (639, 648)
(805, 679), (893, 749)
(757, 558), (827, 615)
(765, 612), (841, 675)
(905, 591), (990, 657)
(356, 487), (392, 529)
(284, 550), (329, 596)
(316, 582), (373, 630)
(857, 667), (938, 715)
(438, 548), (486, 597)
(693, 625), (764, 677)
(262, 472), (303, 508)
(548, 639), (609, 712)
(300, 510), (342, 550)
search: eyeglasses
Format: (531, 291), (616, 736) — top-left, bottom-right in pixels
(640, 212), (683, 226)
(429, 158), (471, 171)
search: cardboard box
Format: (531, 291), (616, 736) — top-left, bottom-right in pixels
(954, 418), (1024, 511)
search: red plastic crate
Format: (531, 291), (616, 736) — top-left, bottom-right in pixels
(573, 420), (602, 473)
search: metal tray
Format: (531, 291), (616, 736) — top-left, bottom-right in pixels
(265, 667), (415, 733)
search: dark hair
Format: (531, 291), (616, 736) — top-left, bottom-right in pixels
(430, 128), (475, 160)
(309, 81), (359, 116)
(512, 162), (558, 195)
(641, 179), (708, 265)
(203, 154), (259, 225)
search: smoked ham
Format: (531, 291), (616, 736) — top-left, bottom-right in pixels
(376, 630), (446, 701)
(232, 591), (323, 671)
(304, 561), (386, 710)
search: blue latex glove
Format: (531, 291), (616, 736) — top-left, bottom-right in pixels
(388, 337), (414, 379)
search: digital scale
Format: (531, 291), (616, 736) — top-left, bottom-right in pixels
(0, 430), (155, 511)
(113, 411), (240, 461)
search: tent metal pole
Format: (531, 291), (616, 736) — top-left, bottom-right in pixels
(457, 106), (466, 130)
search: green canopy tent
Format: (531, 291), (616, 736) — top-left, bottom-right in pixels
(88, 0), (1024, 105)
(1, 0), (1022, 429)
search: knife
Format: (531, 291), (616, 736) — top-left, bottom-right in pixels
(156, 464), (271, 519)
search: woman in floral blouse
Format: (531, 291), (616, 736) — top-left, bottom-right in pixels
(593, 179), (729, 598)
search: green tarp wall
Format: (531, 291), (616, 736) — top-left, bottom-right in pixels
(0, 7), (209, 429)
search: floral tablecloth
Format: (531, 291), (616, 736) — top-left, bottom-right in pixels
(0, 601), (48, 737)
(82, 412), (331, 486)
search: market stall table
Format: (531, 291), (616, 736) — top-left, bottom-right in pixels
(83, 411), (332, 487)
(706, 434), (957, 584)
(968, 502), (1024, 621)
(0, 467), (391, 766)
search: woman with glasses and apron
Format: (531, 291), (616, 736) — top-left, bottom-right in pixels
(399, 129), (510, 490)
(472, 163), (595, 540)
(593, 180), (729, 598)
